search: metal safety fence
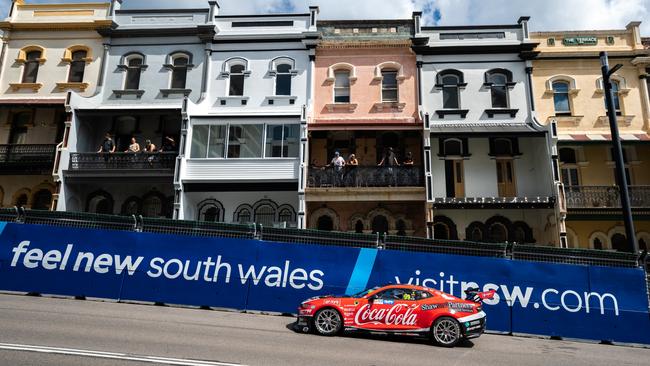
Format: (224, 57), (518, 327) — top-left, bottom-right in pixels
(0, 208), (644, 269)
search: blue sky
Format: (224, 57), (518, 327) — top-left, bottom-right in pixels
(1, 0), (649, 34)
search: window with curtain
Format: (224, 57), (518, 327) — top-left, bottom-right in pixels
(68, 50), (87, 83)
(22, 51), (42, 83)
(125, 56), (143, 90)
(229, 64), (245, 96)
(334, 71), (351, 103)
(552, 81), (571, 115)
(488, 73), (508, 108)
(381, 70), (398, 102)
(441, 74), (460, 109)
(171, 55), (189, 89)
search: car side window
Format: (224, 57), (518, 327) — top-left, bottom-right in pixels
(376, 288), (417, 301)
(415, 290), (433, 300)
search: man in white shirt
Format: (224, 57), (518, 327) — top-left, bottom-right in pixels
(329, 151), (346, 186)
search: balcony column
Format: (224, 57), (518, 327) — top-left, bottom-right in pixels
(426, 203), (435, 239)
(636, 66), (650, 130)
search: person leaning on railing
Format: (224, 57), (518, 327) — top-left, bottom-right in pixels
(144, 139), (157, 167)
(97, 132), (116, 162)
(378, 147), (399, 186)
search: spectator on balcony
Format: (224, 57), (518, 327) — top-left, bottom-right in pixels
(402, 152), (414, 166)
(347, 154), (359, 187)
(97, 133), (116, 162)
(144, 140), (157, 153)
(124, 137), (141, 153)
(328, 151), (346, 186)
(161, 136), (176, 152)
(378, 147), (399, 186)
(347, 154), (359, 166)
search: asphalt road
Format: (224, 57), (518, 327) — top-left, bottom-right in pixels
(0, 294), (648, 366)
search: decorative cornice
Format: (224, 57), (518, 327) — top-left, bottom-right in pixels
(0, 20), (114, 32)
(17, 3), (110, 10)
(319, 39), (412, 49)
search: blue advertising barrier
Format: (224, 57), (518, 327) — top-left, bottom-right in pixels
(0, 222), (649, 345)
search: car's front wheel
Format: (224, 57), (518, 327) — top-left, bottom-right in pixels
(313, 308), (342, 336)
(432, 317), (462, 347)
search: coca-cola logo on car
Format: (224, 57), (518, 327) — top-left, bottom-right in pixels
(354, 303), (418, 326)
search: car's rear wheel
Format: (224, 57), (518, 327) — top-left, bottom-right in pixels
(432, 317), (461, 347)
(313, 308), (342, 336)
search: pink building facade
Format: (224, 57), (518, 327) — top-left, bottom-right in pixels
(306, 20), (426, 237)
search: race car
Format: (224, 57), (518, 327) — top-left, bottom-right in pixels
(296, 284), (495, 347)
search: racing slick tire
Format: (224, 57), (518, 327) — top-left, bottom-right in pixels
(431, 317), (462, 347)
(312, 308), (343, 336)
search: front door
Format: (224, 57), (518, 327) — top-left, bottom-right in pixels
(496, 159), (516, 197)
(445, 160), (465, 198)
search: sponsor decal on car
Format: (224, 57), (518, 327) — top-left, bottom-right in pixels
(354, 304), (419, 326)
(448, 302), (475, 312)
(421, 304), (443, 311)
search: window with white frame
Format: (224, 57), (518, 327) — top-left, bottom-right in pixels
(334, 71), (351, 103)
(381, 69), (399, 102)
(275, 64), (292, 96)
(190, 123), (300, 159)
(559, 147), (580, 187)
(265, 124), (299, 158)
(610, 80), (622, 115)
(229, 64), (246, 96)
(124, 55), (144, 90)
(552, 81), (571, 115)
(170, 54), (190, 89)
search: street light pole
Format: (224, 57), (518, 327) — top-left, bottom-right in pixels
(600, 51), (638, 253)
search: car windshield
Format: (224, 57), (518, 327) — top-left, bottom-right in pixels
(351, 286), (381, 298)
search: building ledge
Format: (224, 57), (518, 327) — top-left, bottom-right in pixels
(160, 88), (192, 97)
(435, 109), (469, 118)
(432, 196), (555, 209)
(485, 108), (519, 118)
(113, 89), (145, 98)
(306, 187), (425, 202)
(9, 83), (43, 92)
(56, 82), (89, 92)
(548, 115), (583, 127)
(325, 103), (357, 112)
(596, 115), (634, 127)
(373, 102), (406, 112)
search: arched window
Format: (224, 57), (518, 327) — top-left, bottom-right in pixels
(491, 138), (514, 156)
(142, 194), (163, 218)
(485, 69), (512, 108)
(31, 189), (52, 210)
(277, 205), (296, 224)
(236, 208), (252, 224)
(552, 81), (571, 115)
(611, 233), (631, 252)
(15, 193), (29, 208)
(434, 223), (450, 240)
(22, 50), (42, 83)
(198, 199), (224, 223)
(334, 70), (351, 103)
(371, 215), (389, 235)
(466, 222), (485, 242)
(381, 69), (399, 102)
(355, 220), (364, 234)
(229, 64), (246, 96)
(512, 226), (526, 243)
(317, 215), (334, 231)
(68, 50), (88, 83)
(124, 54), (144, 90)
(593, 238), (604, 250)
(254, 204), (276, 226)
(275, 63), (292, 96)
(170, 54), (190, 89)
(639, 238), (647, 251)
(488, 223), (508, 243)
(87, 191), (113, 214)
(438, 70), (464, 109)
(121, 197), (141, 215)
(443, 139), (462, 156)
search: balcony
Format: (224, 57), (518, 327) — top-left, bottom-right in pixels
(64, 152), (177, 182)
(565, 186), (650, 209)
(0, 144), (57, 175)
(308, 166), (423, 188)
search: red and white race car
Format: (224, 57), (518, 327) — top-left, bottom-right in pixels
(297, 284), (495, 347)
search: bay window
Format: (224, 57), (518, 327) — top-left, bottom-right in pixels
(191, 123), (299, 159)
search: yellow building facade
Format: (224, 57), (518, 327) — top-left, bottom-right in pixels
(531, 22), (650, 252)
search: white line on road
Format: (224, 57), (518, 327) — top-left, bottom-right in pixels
(0, 343), (245, 366)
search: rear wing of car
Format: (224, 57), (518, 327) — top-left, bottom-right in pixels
(464, 288), (496, 303)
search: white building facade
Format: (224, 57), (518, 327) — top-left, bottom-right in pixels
(179, 8), (320, 228)
(56, 0), (216, 218)
(412, 15), (562, 245)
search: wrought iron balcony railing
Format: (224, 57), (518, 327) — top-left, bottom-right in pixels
(565, 185), (650, 209)
(0, 144), (57, 174)
(69, 152), (177, 172)
(307, 166), (423, 188)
